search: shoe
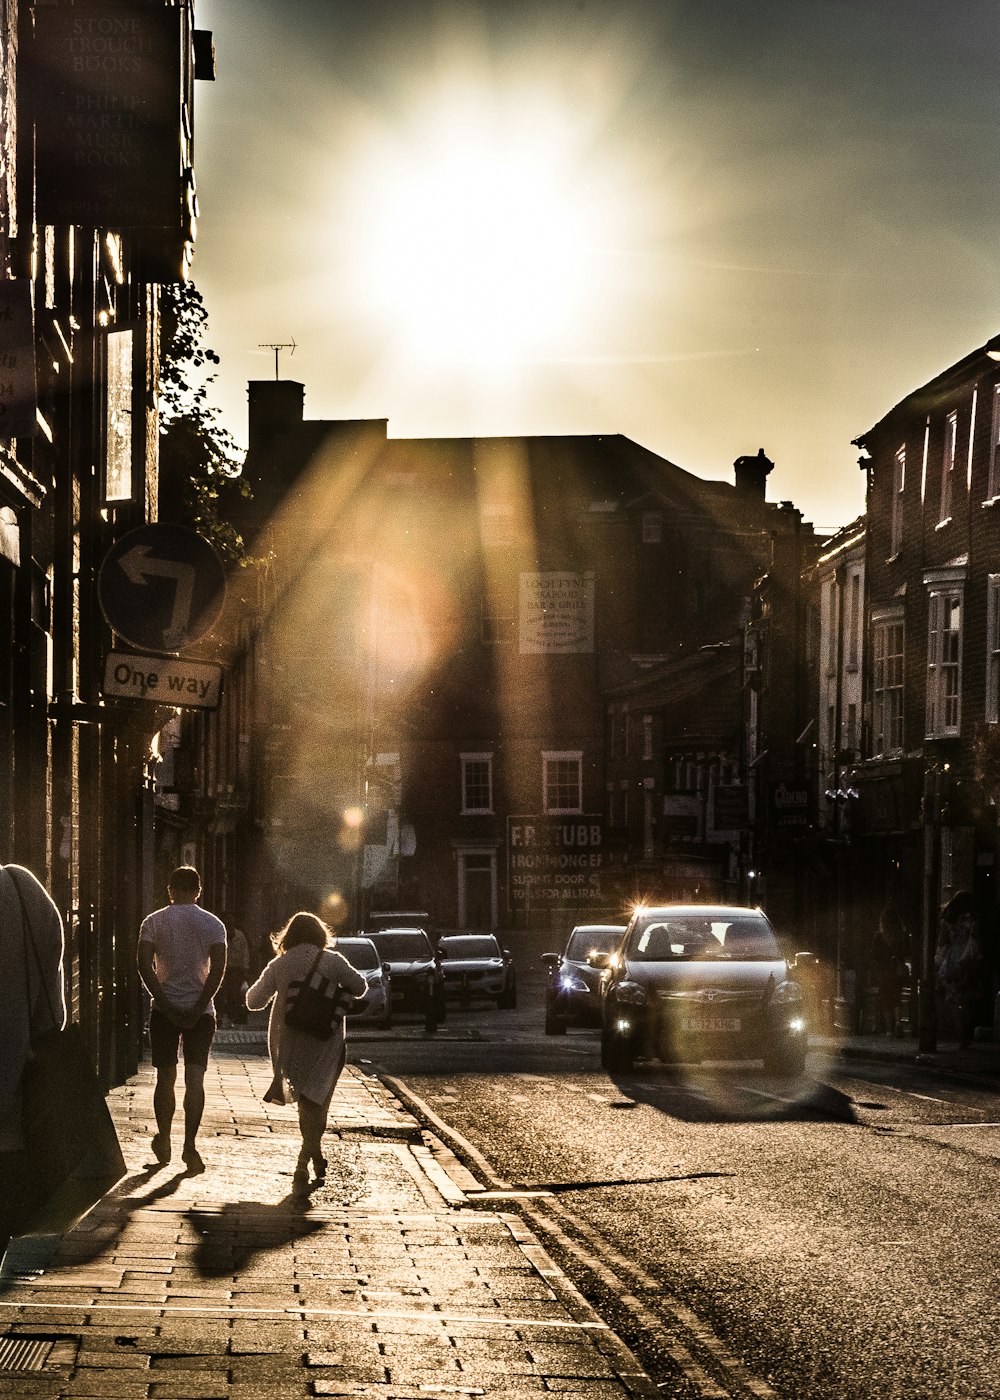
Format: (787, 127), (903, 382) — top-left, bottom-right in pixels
(292, 1166), (310, 1193)
(311, 1156), (327, 1184)
(182, 1145), (205, 1175)
(151, 1133), (171, 1165)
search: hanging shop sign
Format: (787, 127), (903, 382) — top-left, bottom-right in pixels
(0, 281), (37, 438)
(33, 4), (182, 228)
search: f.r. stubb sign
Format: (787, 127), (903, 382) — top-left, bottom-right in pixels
(507, 816), (605, 908)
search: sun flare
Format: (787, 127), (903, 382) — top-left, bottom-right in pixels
(345, 97), (616, 372)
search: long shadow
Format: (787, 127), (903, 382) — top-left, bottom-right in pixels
(0, 1164), (189, 1283)
(600, 1059), (858, 1126)
(369, 1032), (859, 1128)
(186, 1195), (324, 1278)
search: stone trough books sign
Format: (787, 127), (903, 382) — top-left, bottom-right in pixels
(507, 815), (605, 911)
(33, 4), (183, 229)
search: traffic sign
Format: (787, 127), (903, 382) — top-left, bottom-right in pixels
(103, 651), (223, 711)
(98, 524), (226, 653)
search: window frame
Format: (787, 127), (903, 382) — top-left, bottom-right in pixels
(460, 752), (494, 815)
(871, 611), (905, 757)
(939, 410), (957, 524)
(989, 385), (1000, 501)
(987, 575), (1000, 725)
(925, 586), (963, 738)
(542, 750), (583, 815)
(890, 446), (905, 557)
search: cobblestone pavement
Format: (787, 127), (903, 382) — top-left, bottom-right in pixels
(0, 1050), (657, 1399)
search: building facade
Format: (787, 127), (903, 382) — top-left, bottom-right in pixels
(174, 385), (818, 947)
(850, 336), (1000, 1040)
(0, 0), (213, 1083)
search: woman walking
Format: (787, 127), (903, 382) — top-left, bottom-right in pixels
(246, 912), (366, 1190)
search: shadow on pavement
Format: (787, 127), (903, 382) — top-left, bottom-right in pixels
(600, 1062), (858, 1125)
(186, 1195), (324, 1278)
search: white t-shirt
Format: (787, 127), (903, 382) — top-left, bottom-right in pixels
(139, 902), (227, 1013)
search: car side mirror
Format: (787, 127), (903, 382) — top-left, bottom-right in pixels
(540, 952), (559, 966)
(792, 951), (818, 970)
(588, 951), (613, 969)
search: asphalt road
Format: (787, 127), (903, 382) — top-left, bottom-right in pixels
(345, 932), (1000, 1399)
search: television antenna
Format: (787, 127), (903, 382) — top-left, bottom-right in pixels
(258, 339), (297, 379)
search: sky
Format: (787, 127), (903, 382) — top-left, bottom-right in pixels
(191, 0), (1000, 532)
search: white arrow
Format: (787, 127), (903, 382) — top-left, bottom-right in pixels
(118, 544), (197, 647)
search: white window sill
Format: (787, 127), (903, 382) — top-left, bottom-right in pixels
(935, 516), (953, 531)
(886, 551), (901, 564)
(983, 496), (1000, 510)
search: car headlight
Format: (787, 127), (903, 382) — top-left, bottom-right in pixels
(559, 971), (589, 993)
(615, 981), (647, 1006)
(773, 979), (803, 1005)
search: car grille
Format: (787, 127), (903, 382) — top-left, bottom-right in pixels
(653, 988), (767, 1048)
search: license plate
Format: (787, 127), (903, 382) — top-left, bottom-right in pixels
(681, 1016), (741, 1033)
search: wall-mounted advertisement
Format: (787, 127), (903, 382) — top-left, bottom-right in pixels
(507, 815), (605, 911)
(519, 571), (594, 654)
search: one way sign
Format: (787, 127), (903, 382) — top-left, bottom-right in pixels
(98, 524), (226, 653)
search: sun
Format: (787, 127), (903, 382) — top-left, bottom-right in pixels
(344, 96), (613, 372)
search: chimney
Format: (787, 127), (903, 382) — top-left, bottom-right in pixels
(247, 380), (305, 454)
(734, 448), (774, 502)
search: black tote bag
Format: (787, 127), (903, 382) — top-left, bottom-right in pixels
(284, 948), (359, 1039)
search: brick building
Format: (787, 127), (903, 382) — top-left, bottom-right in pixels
(176, 383), (817, 942)
(0, 0), (213, 1082)
(851, 335), (1000, 1038)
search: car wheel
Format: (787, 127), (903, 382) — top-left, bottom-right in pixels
(498, 973), (517, 1010)
(600, 1020), (634, 1072)
(764, 1038), (807, 1077)
(544, 1003), (567, 1035)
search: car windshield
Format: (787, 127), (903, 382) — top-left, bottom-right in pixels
(565, 927), (624, 960)
(336, 940), (380, 971)
(439, 937), (501, 959)
(369, 931), (432, 960)
(627, 914), (781, 961)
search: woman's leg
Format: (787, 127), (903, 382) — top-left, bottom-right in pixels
(296, 1094), (330, 1169)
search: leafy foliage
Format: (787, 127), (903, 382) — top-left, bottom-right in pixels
(158, 283), (250, 564)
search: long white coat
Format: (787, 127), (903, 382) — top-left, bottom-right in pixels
(246, 943), (366, 1105)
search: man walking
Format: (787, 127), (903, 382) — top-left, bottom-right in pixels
(137, 866), (226, 1173)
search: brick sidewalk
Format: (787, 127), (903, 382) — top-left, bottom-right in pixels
(0, 1051), (657, 1399)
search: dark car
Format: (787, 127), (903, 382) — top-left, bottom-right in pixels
(336, 936), (392, 1028)
(367, 910), (437, 944)
(541, 923), (627, 1033)
(365, 926), (446, 1024)
(595, 904), (808, 1076)
(437, 934), (517, 1009)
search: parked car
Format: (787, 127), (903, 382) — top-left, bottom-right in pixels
(541, 923), (627, 1033)
(437, 934), (517, 1009)
(367, 910), (437, 944)
(336, 936), (392, 1028)
(593, 904), (808, 1076)
(365, 926), (446, 1024)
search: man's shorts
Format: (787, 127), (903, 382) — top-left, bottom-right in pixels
(148, 1007), (216, 1069)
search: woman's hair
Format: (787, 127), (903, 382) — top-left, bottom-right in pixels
(272, 911), (332, 954)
